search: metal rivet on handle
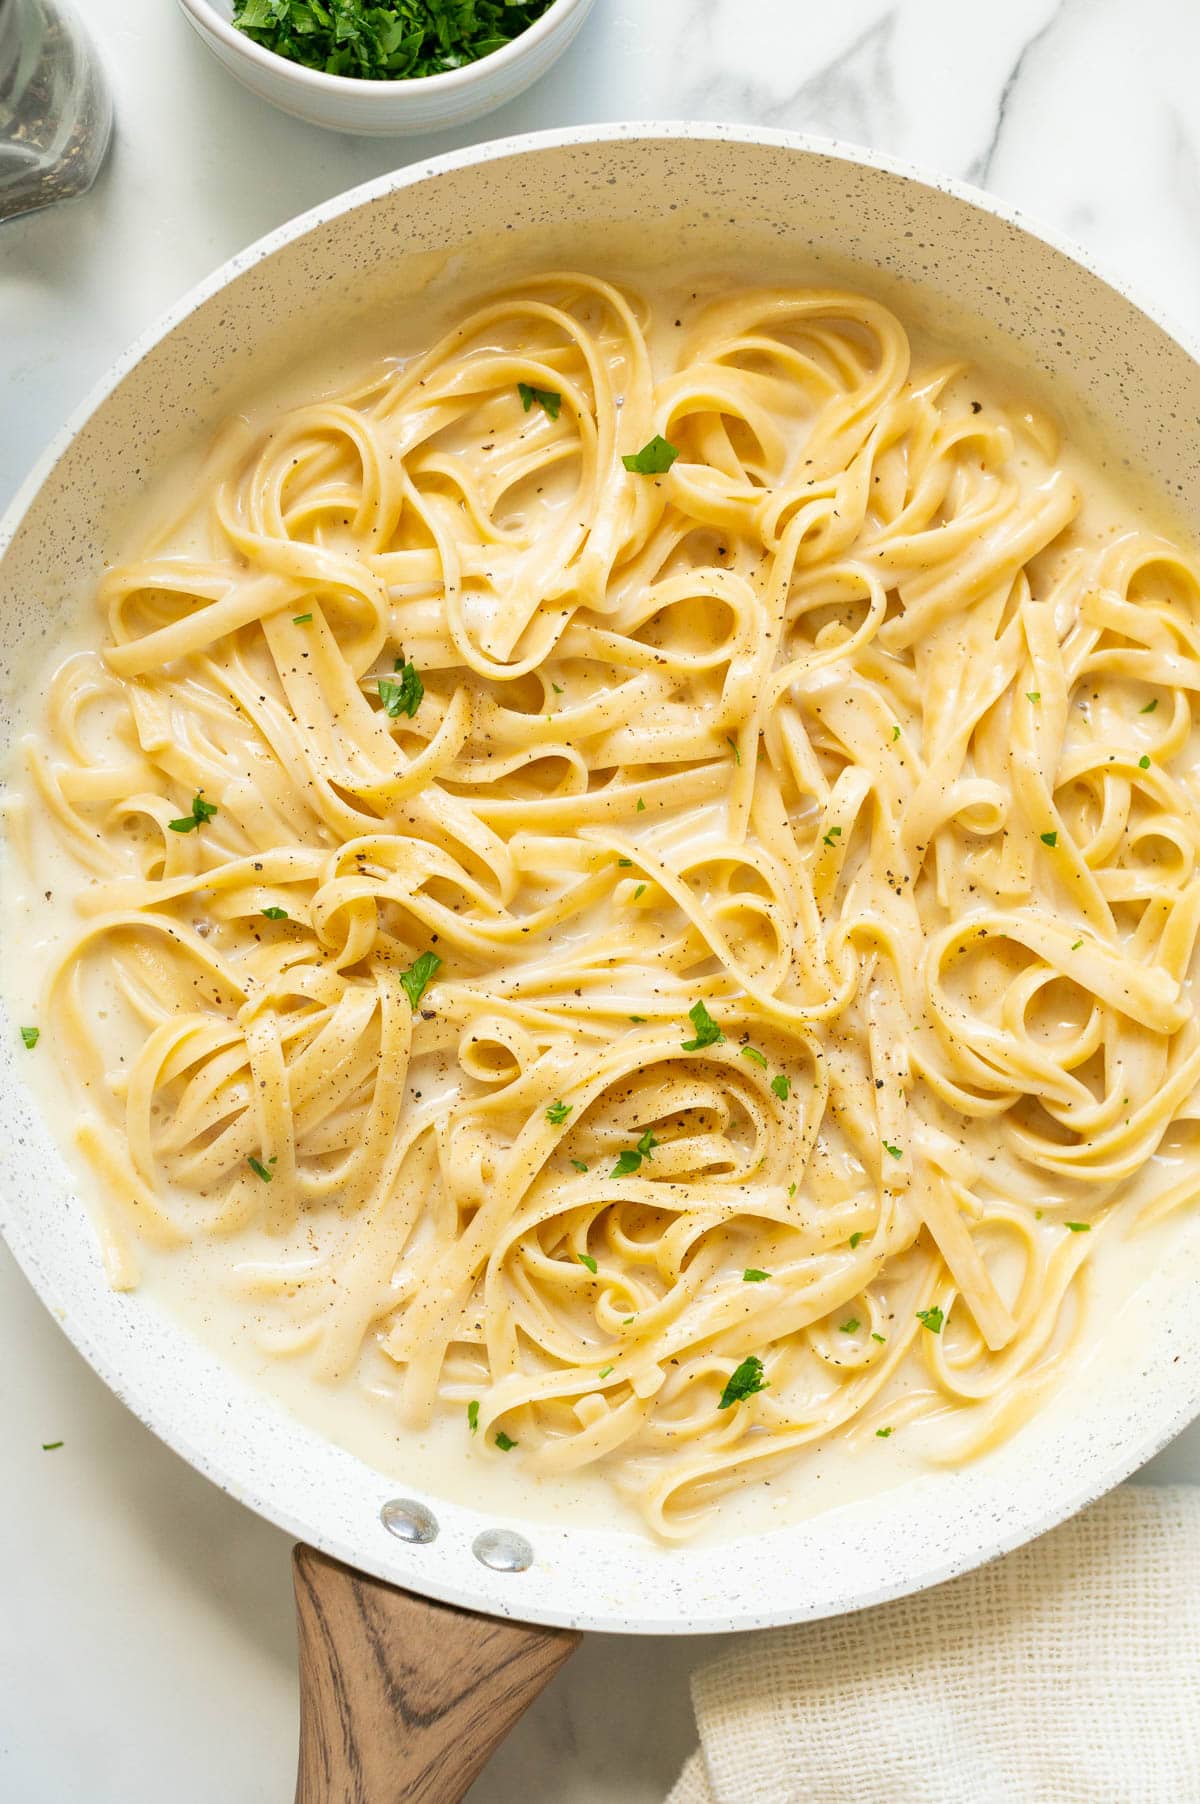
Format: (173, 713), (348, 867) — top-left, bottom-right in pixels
(380, 1498), (439, 1544)
(472, 1528), (533, 1572)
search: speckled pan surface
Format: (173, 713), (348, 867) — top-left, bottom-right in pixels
(3, 125), (1200, 1635)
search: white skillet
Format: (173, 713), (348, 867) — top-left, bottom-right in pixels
(3, 125), (1200, 1799)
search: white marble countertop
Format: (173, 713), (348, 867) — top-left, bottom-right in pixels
(4, 2), (1200, 1798)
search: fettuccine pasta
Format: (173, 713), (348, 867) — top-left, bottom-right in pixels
(16, 272), (1200, 1536)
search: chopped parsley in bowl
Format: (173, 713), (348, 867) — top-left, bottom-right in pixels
(231, 0), (556, 81)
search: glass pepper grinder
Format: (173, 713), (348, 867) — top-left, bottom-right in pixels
(0, 0), (112, 224)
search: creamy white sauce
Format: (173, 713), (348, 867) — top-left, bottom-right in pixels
(3, 243), (1199, 1543)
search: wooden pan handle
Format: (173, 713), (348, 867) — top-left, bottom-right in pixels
(293, 1544), (581, 1804)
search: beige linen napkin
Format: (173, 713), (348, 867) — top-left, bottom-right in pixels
(668, 1485), (1200, 1804)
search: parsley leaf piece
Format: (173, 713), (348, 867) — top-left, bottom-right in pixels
(577, 1252), (598, 1274)
(293, 613), (313, 625)
(467, 1400), (479, 1434)
(400, 950), (441, 1011)
(1026, 691), (1041, 702)
(261, 906), (289, 920)
(617, 857), (633, 866)
(883, 1142), (903, 1160)
(1141, 698), (1158, 713)
(1065, 1220), (1091, 1232)
(168, 791), (217, 833)
(682, 999), (723, 1051)
(839, 1318), (860, 1334)
(636, 797), (646, 812)
(770, 1073), (790, 1101)
(726, 734), (741, 764)
(892, 724), (901, 741)
(876, 1426), (893, 1438)
(551, 681), (563, 695)
(1139, 754), (1151, 770)
(1040, 830), (1058, 847)
(743, 1268), (770, 1282)
(41, 1440), (64, 1451)
(518, 382), (561, 419)
(635, 1127), (658, 1160)
(1071, 939), (1083, 951)
(821, 824), (843, 848)
(247, 1156), (273, 1183)
(741, 1046), (769, 1068)
(633, 883), (646, 899)
(622, 435), (680, 475)
(494, 1431), (517, 1452)
(717, 1354), (768, 1410)
(598, 1364), (614, 1379)
(19, 1026), (38, 1050)
(610, 1148), (643, 1178)
(871, 1332), (886, 1343)
(546, 1100), (572, 1125)
(570, 1159), (590, 1173)
(916, 1305), (944, 1334)
(378, 659), (424, 719)
(849, 1231), (864, 1249)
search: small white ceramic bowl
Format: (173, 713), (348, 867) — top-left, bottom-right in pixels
(176, 0), (597, 135)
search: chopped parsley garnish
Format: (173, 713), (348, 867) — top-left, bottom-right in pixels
(622, 435), (680, 475)
(546, 1100), (572, 1125)
(743, 1268), (769, 1283)
(577, 1252), (598, 1274)
(518, 382), (561, 419)
(168, 791), (217, 834)
(726, 734), (741, 764)
(1065, 1220), (1091, 1232)
(629, 1014), (647, 1023)
(41, 1440), (64, 1451)
(636, 797), (646, 811)
(1139, 754), (1151, 769)
(839, 1317), (860, 1334)
(467, 1400), (479, 1434)
(617, 857), (633, 867)
(551, 681), (563, 695)
(876, 1426), (893, 1438)
(293, 613), (313, 624)
(916, 1305), (944, 1334)
(494, 1431), (517, 1452)
(378, 658), (423, 719)
(883, 1141), (902, 1160)
(1071, 939), (1083, 951)
(635, 1127), (659, 1159)
(849, 1231), (864, 1249)
(247, 1156), (273, 1183)
(1141, 698), (1158, 713)
(822, 825), (843, 848)
(400, 950), (441, 1011)
(770, 1073), (790, 1101)
(610, 1148), (643, 1178)
(717, 1355), (768, 1410)
(788, 1182), (797, 1197)
(633, 883), (646, 899)
(741, 1046), (769, 1068)
(871, 1332), (886, 1343)
(261, 906), (289, 920)
(598, 1364), (614, 1379)
(19, 1026), (38, 1050)
(1026, 691), (1040, 702)
(570, 1158), (590, 1173)
(231, 0), (554, 79)
(892, 724), (901, 741)
(1040, 831), (1058, 847)
(682, 999), (723, 1051)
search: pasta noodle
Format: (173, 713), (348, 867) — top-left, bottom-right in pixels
(18, 271), (1200, 1537)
